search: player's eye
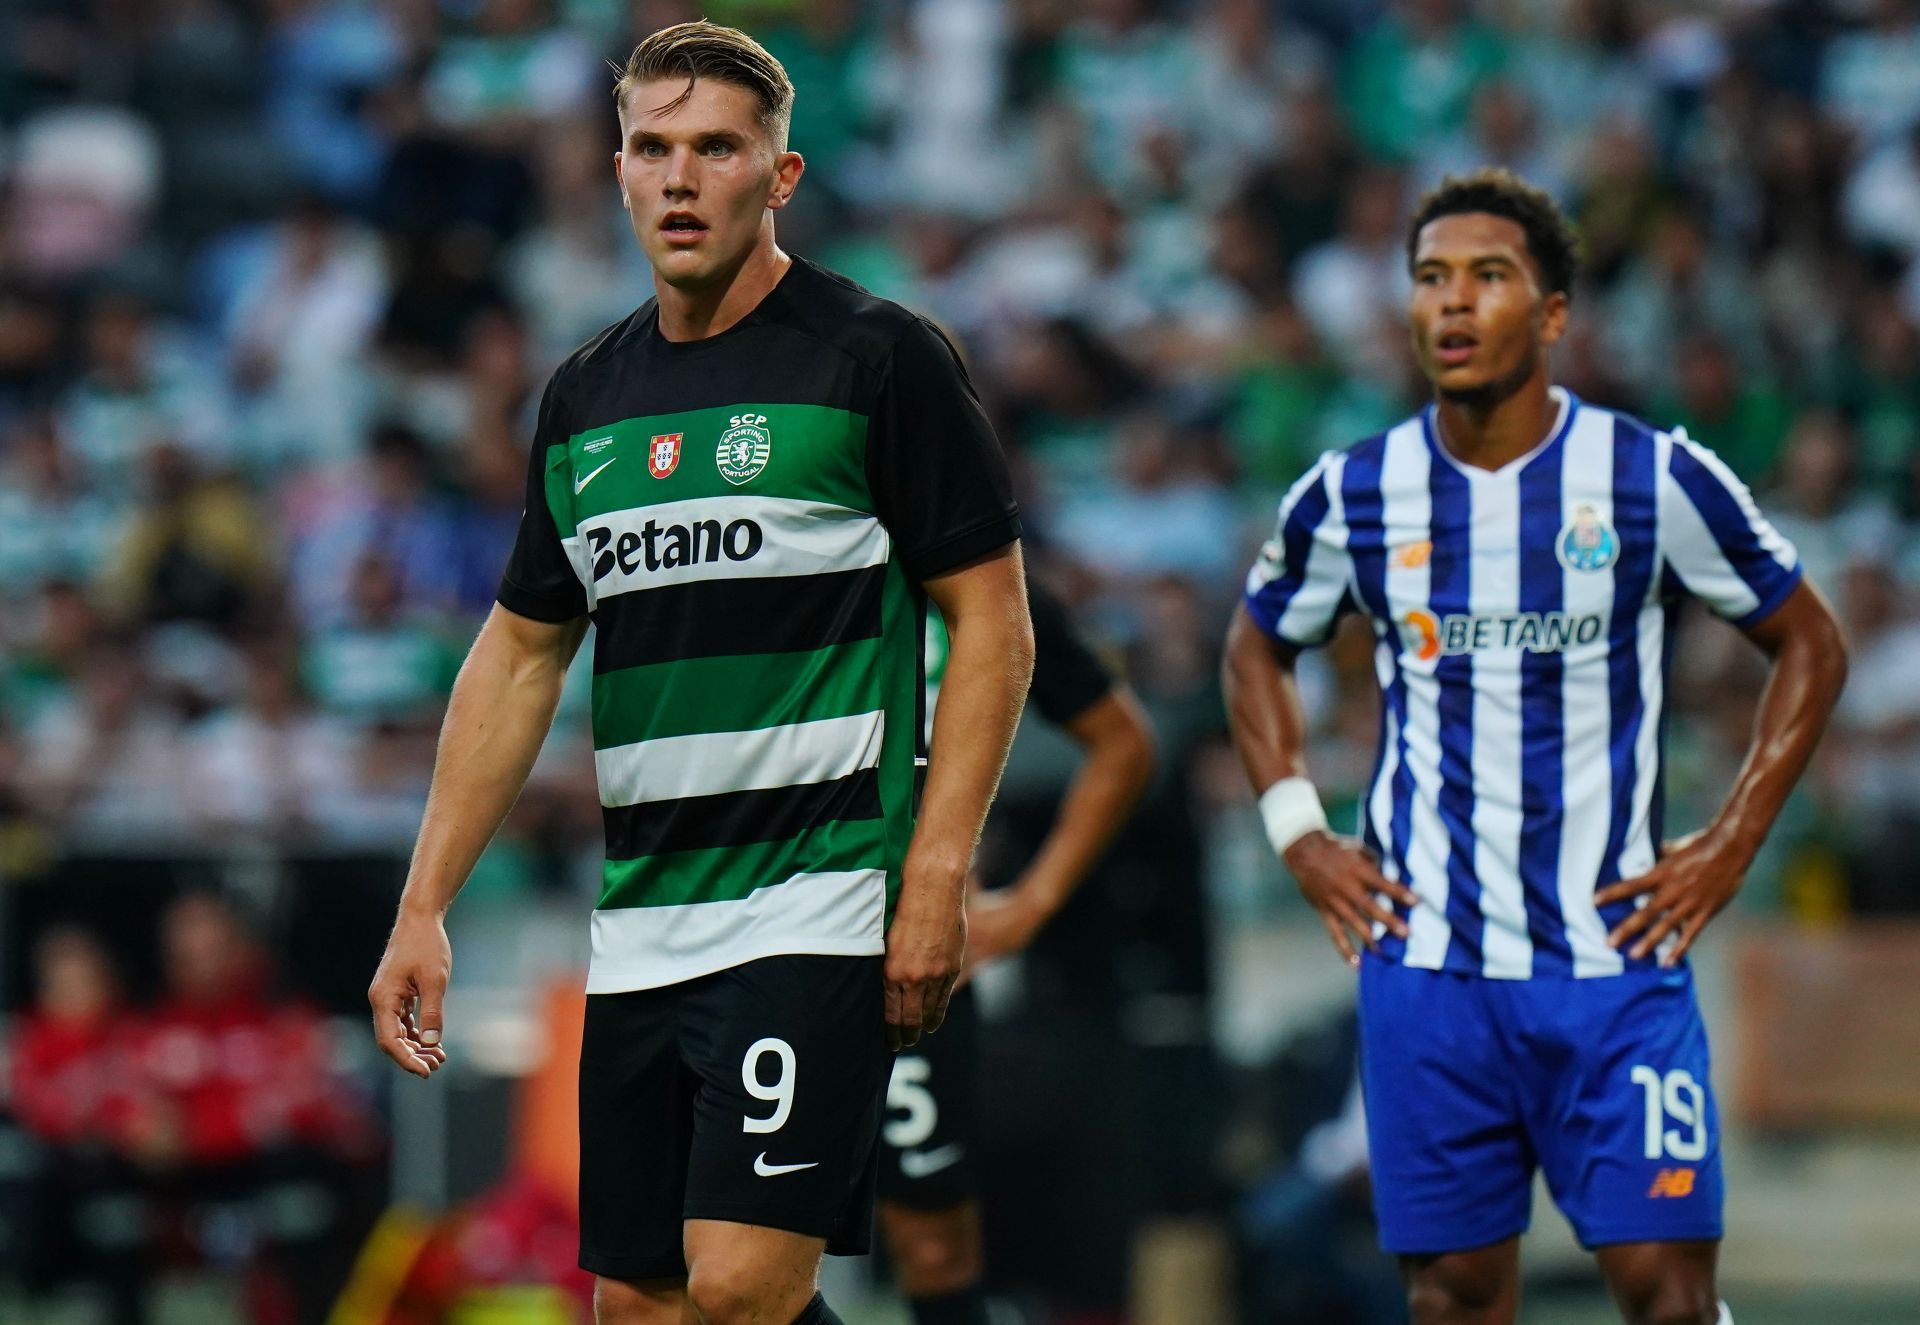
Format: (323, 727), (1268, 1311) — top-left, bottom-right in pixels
(1479, 268), (1506, 283)
(637, 142), (666, 158)
(704, 140), (733, 157)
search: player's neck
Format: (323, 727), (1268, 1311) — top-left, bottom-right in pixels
(654, 232), (791, 343)
(1430, 371), (1560, 473)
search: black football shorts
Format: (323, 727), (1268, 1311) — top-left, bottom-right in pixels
(577, 954), (890, 1280)
(876, 981), (979, 1210)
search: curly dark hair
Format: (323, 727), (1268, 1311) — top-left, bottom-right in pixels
(1405, 168), (1582, 297)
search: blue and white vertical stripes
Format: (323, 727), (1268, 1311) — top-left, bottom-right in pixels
(1242, 390), (1803, 980)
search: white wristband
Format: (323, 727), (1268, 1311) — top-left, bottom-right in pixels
(1258, 777), (1329, 859)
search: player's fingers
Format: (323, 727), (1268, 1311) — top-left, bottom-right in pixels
(1628, 905), (1685, 961)
(1355, 888), (1410, 940)
(1605, 899), (1661, 949)
(414, 977), (446, 1052)
(894, 979), (925, 1050)
(1595, 868), (1662, 907)
(1356, 860), (1419, 912)
(1661, 911), (1712, 968)
(1335, 898), (1382, 954)
(922, 973), (957, 1036)
(1320, 911), (1359, 968)
(375, 1006), (432, 1078)
(884, 981), (907, 1052)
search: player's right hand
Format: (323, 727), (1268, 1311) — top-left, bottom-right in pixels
(1283, 830), (1419, 967)
(368, 911), (452, 1078)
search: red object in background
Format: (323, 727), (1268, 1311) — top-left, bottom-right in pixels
(386, 1175), (595, 1324)
(9, 1005), (141, 1147)
(128, 973), (377, 1167)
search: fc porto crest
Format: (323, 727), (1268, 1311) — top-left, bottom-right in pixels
(1557, 503), (1619, 572)
(648, 432), (682, 479)
(716, 413), (772, 485)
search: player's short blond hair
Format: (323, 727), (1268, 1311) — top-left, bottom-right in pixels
(614, 20), (794, 151)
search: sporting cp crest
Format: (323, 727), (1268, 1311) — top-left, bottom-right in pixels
(716, 413), (772, 485)
(1556, 503), (1620, 572)
(648, 432), (682, 479)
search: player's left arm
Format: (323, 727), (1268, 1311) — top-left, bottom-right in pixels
(897, 547), (1035, 1046)
(1597, 581), (1848, 963)
(966, 683), (1158, 967)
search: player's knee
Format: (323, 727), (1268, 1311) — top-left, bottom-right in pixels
(1404, 1260), (1513, 1323)
(594, 1276), (685, 1325)
(685, 1258), (803, 1325)
(1619, 1283), (1718, 1325)
(890, 1219), (982, 1296)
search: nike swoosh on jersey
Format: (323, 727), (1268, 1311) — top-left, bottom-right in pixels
(575, 458), (617, 494)
(898, 1143), (964, 1179)
(753, 1152), (820, 1178)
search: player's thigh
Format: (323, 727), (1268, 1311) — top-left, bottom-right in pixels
(578, 985), (696, 1282)
(1594, 1239), (1720, 1325)
(1528, 967), (1725, 1250)
(1357, 957), (1536, 1255)
(1401, 1236), (1523, 1325)
(682, 1218), (825, 1325)
(676, 954), (890, 1244)
(878, 981), (979, 1213)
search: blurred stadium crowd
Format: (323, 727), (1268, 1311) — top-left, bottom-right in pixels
(3, 0), (1920, 1320)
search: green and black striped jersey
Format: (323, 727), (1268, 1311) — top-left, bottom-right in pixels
(498, 258), (1020, 993)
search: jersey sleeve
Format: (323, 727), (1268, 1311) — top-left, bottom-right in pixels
(866, 317), (1022, 582)
(1658, 429), (1802, 627)
(1026, 579), (1117, 725)
(1242, 453), (1353, 648)
(496, 373), (589, 623)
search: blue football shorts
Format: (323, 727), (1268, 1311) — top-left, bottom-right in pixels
(1357, 954), (1725, 1255)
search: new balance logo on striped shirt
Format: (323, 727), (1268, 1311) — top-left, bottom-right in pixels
(1243, 389), (1802, 980)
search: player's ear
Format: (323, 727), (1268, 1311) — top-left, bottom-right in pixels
(769, 150), (805, 211)
(1539, 289), (1570, 348)
(614, 152), (630, 211)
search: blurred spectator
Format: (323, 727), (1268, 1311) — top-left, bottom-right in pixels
(100, 445), (273, 632)
(187, 647), (355, 841)
(0, 414), (125, 598)
(1416, 79), (1571, 203)
(301, 554), (461, 722)
(1600, 208), (1766, 398)
(260, 0), (414, 205)
(11, 928), (138, 1154)
(58, 291), (231, 476)
(282, 422), (462, 631)
(23, 637), (189, 844)
(223, 197), (388, 471)
(1056, 0), (1202, 192)
(1650, 333), (1792, 486)
(1342, 0), (1506, 163)
(9, 928), (146, 1323)
(3, 106), (164, 283)
(1292, 165), (1412, 384)
(1820, 0), (1920, 150)
(1845, 121), (1920, 259)
(1829, 557), (1920, 913)
(125, 891), (382, 1321)
(1764, 408), (1898, 595)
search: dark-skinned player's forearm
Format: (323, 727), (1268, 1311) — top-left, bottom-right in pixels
(1222, 604), (1312, 795)
(913, 546), (1037, 892)
(396, 607), (588, 921)
(1006, 687), (1157, 918)
(1702, 580), (1848, 864)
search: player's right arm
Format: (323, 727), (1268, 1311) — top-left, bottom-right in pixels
(370, 372), (590, 1077)
(368, 605), (587, 1077)
(1223, 610), (1414, 965)
(1222, 456), (1417, 966)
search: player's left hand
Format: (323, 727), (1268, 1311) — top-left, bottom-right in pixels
(884, 863), (967, 1052)
(1596, 829), (1752, 965)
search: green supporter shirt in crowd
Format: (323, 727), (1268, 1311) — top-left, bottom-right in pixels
(497, 257), (1022, 994)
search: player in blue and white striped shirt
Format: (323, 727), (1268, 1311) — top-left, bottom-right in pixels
(1224, 171), (1848, 1325)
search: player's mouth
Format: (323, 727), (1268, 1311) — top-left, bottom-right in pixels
(659, 212), (710, 247)
(1433, 327), (1479, 367)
